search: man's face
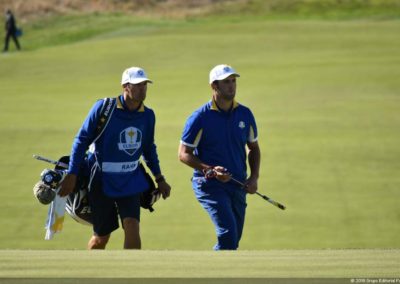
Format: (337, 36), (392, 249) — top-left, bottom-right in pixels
(125, 81), (148, 102)
(213, 75), (237, 100)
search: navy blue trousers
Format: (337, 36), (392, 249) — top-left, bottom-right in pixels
(193, 178), (247, 250)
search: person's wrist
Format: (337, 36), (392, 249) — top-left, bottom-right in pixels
(250, 173), (259, 179)
(155, 175), (165, 184)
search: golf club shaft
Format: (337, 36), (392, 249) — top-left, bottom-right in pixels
(230, 176), (286, 210)
(33, 155), (69, 169)
(254, 191), (286, 210)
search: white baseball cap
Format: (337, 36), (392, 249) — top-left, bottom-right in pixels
(209, 64), (240, 84)
(121, 67), (153, 85)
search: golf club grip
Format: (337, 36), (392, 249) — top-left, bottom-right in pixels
(256, 192), (286, 210)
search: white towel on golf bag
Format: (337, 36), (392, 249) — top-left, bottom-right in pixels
(44, 191), (67, 240)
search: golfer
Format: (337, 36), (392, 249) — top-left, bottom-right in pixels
(179, 64), (260, 250)
(59, 66), (171, 249)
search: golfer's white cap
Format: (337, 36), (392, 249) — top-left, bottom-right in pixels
(209, 64), (240, 84)
(121, 67), (153, 85)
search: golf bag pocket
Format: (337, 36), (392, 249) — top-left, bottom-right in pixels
(55, 155), (93, 226)
(66, 186), (92, 226)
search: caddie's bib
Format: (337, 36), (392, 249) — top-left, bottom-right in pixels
(94, 104), (154, 197)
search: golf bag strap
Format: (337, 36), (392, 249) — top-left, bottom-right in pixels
(88, 97), (117, 190)
(94, 97), (117, 142)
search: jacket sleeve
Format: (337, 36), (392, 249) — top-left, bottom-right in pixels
(68, 100), (103, 175)
(142, 109), (161, 176)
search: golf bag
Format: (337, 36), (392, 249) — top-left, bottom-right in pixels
(58, 156), (160, 226)
(55, 156), (93, 226)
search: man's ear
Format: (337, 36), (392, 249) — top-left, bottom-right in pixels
(122, 83), (129, 91)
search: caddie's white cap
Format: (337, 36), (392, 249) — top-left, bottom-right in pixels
(209, 64), (240, 84)
(121, 67), (153, 85)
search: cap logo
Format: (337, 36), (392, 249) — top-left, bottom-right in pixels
(223, 66), (231, 72)
(137, 70), (144, 76)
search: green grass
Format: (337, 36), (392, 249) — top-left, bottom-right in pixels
(15, 14), (181, 51)
(216, 0), (400, 20)
(0, 15), (399, 251)
(0, 249), (399, 278)
(2, 0), (400, 52)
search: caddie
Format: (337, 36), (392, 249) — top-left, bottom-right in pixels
(59, 66), (171, 249)
(178, 64), (260, 250)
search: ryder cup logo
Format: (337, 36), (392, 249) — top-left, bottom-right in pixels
(118, 127), (142, 156)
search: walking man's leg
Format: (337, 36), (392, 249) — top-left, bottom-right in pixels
(117, 193), (142, 249)
(11, 34), (20, 50)
(88, 234), (110, 249)
(123, 217), (141, 249)
(197, 188), (239, 250)
(3, 32), (11, 51)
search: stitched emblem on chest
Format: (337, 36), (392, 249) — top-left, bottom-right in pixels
(118, 127), (142, 156)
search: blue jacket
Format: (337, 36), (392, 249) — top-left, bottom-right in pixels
(68, 95), (161, 197)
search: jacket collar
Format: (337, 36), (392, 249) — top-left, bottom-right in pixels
(210, 98), (239, 112)
(117, 95), (145, 112)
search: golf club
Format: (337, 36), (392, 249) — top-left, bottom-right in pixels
(229, 176), (286, 210)
(33, 154), (69, 169)
(204, 167), (286, 210)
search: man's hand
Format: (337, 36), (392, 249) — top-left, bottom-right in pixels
(245, 175), (258, 194)
(157, 180), (171, 199)
(213, 166), (231, 183)
(58, 174), (77, 197)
